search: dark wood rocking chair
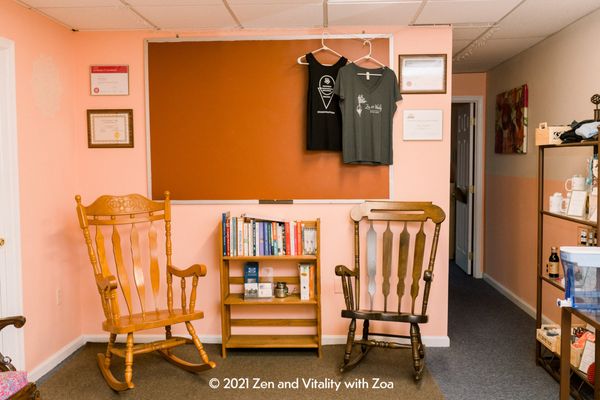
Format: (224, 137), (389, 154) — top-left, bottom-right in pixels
(335, 201), (445, 381)
(75, 191), (215, 391)
(0, 316), (40, 399)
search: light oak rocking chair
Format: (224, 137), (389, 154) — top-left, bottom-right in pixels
(75, 191), (215, 391)
(335, 201), (445, 380)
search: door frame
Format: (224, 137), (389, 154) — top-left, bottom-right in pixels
(0, 37), (25, 369)
(452, 95), (484, 279)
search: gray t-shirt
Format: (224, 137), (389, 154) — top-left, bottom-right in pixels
(334, 63), (401, 165)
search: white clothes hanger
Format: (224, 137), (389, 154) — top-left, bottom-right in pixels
(297, 33), (344, 66)
(353, 40), (385, 79)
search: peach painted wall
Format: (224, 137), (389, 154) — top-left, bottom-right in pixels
(0, 1), (81, 369)
(3, 0), (453, 373)
(71, 27), (452, 340)
(486, 8), (600, 323)
(452, 73), (486, 98)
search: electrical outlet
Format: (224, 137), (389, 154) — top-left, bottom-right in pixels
(56, 288), (62, 305)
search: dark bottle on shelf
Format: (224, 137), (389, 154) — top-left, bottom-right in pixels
(548, 246), (560, 279)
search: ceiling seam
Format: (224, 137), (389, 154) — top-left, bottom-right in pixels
(453, 0), (528, 62)
(13, 0), (78, 31)
(119, 0), (160, 30)
(222, 0), (244, 29)
(409, 0), (429, 26)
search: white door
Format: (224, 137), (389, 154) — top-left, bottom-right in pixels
(453, 103), (474, 274)
(0, 37), (25, 369)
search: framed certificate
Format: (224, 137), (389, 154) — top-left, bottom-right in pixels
(87, 109), (133, 148)
(403, 109), (443, 141)
(398, 54), (447, 94)
(90, 65), (129, 96)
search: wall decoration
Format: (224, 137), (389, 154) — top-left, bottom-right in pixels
(398, 54), (446, 94)
(403, 109), (443, 140)
(495, 84), (528, 154)
(87, 109), (133, 148)
(90, 65), (129, 96)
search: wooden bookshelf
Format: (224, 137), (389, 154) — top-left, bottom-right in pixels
(219, 218), (322, 358)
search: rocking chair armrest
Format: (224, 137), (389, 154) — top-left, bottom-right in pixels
(168, 264), (207, 278)
(0, 316), (25, 332)
(335, 265), (358, 277)
(96, 275), (118, 292)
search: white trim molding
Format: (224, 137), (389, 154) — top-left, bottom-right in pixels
(452, 95), (484, 279)
(0, 37), (25, 370)
(30, 332), (449, 382)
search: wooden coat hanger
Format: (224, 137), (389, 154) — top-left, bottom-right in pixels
(297, 33), (344, 66)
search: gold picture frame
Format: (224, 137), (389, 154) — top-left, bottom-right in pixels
(87, 109), (133, 148)
(398, 54), (447, 94)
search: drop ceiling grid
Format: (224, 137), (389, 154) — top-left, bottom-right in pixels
(416, 0), (523, 24)
(37, 5), (152, 30)
(492, 0), (600, 39)
(229, 2), (323, 28)
(327, 2), (420, 26)
(134, 5), (236, 30)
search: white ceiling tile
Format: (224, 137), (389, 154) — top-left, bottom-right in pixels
(38, 6), (153, 30)
(452, 39), (472, 55)
(228, 0), (321, 3)
(231, 3), (323, 28)
(328, 2), (420, 26)
(416, 0), (522, 24)
(20, 0), (119, 6)
(134, 5), (235, 29)
(127, 0), (222, 5)
(494, 0), (600, 39)
(453, 25), (488, 40)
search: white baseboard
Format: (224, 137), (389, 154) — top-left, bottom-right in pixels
(29, 331), (449, 382)
(29, 335), (86, 382)
(483, 273), (554, 324)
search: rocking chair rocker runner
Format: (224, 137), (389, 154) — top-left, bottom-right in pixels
(335, 201), (445, 381)
(75, 192), (215, 391)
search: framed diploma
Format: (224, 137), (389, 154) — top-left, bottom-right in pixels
(87, 109), (133, 148)
(398, 54), (447, 94)
(90, 65), (129, 96)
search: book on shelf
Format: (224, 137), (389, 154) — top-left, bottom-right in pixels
(243, 262), (259, 299)
(221, 213), (317, 257)
(298, 263), (315, 300)
(258, 266), (274, 298)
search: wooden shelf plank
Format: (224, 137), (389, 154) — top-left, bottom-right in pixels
(541, 275), (565, 291)
(225, 334), (319, 348)
(539, 141), (599, 149)
(541, 211), (597, 227)
(230, 318), (317, 327)
(223, 255), (317, 261)
(224, 293), (317, 305)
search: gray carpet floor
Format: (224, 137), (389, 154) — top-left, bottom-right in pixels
(37, 263), (563, 399)
(427, 263), (560, 399)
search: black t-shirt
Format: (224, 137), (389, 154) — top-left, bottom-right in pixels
(305, 53), (347, 151)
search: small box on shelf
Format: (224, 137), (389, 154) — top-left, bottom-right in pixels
(535, 122), (570, 146)
(537, 324), (561, 354)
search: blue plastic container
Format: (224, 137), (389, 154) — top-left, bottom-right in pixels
(559, 246), (600, 310)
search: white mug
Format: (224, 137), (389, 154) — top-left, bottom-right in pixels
(565, 175), (586, 192)
(549, 192), (568, 214)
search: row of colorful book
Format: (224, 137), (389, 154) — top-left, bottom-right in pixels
(221, 212), (317, 257)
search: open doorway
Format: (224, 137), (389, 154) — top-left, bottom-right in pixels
(0, 37), (25, 369)
(450, 96), (484, 278)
